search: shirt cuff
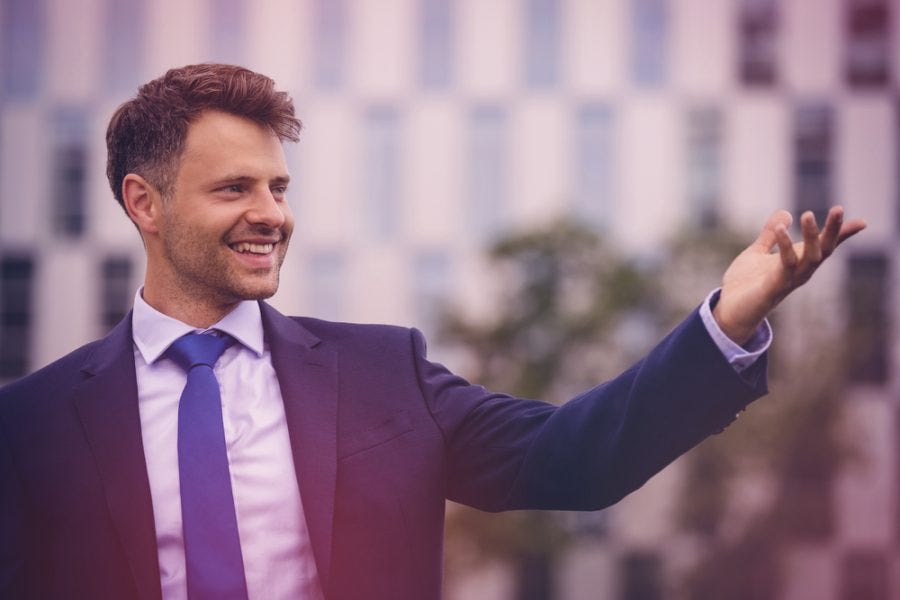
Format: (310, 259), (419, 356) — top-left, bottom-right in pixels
(699, 288), (772, 373)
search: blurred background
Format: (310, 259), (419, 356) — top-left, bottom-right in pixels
(0, 0), (896, 598)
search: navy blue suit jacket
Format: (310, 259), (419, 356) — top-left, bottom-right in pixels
(0, 302), (766, 599)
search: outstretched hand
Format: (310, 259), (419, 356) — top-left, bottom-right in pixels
(713, 206), (867, 345)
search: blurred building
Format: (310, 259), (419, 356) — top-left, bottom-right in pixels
(0, 0), (896, 599)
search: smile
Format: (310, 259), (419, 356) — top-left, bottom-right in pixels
(230, 242), (274, 254)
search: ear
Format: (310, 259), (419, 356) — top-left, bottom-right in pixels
(122, 174), (163, 235)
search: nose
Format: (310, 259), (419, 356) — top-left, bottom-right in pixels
(246, 188), (287, 229)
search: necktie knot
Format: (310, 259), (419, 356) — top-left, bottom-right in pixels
(166, 332), (233, 372)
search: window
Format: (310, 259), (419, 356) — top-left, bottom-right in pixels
(0, 255), (34, 380)
(846, 253), (890, 384)
(2, 0), (44, 98)
(738, 0), (779, 86)
(101, 256), (132, 331)
(314, 0), (346, 90)
(794, 104), (833, 224)
(524, 0), (560, 89)
(104, 0), (144, 93)
(363, 107), (401, 240)
(841, 550), (888, 600)
(620, 552), (662, 600)
(209, 0), (245, 65)
(308, 250), (345, 321)
(845, 0), (890, 87)
(631, 0), (668, 87)
(574, 104), (614, 228)
(686, 107), (722, 229)
(51, 109), (89, 238)
(418, 0), (452, 88)
(468, 106), (507, 239)
(412, 250), (451, 333)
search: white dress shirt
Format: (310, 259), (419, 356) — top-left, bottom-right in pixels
(131, 291), (323, 600)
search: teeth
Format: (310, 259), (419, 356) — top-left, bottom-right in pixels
(232, 242), (274, 254)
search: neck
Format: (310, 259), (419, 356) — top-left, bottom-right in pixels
(141, 281), (240, 329)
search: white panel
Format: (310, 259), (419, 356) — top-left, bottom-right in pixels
(296, 99), (360, 244)
(406, 100), (463, 244)
(0, 108), (46, 245)
(838, 98), (893, 244)
(783, 0), (841, 93)
(33, 247), (95, 365)
(617, 97), (682, 254)
(351, 0), (414, 98)
(567, 0), (626, 94)
(45, 0), (102, 100)
(457, 0), (519, 98)
(671, 0), (735, 95)
(510, 98), (569, 227)
(144, 0), (208, 76)
(725, 98), (790, 230)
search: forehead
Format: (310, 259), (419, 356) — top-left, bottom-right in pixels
(178, 110), (287, 178)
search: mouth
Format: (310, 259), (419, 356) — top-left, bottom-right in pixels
(227, 239), (280, 269)
(229, 241), (275, 255)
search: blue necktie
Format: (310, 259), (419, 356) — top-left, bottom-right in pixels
(166, 332), (249, 600)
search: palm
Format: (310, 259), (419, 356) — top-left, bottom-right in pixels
(714, 207), (867, 344)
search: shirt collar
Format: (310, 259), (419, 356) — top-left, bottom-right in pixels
(131, 288), (266, 364)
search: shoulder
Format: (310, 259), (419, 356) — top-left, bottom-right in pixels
(289, 315), (421, 355)
(0, 337), (105, 423)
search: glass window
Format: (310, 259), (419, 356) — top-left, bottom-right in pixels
(468, 106), (507, 239)
(794, 104), (833, 224)
(51, 108), (89, 238)
(309, 250), (345, 321)
(738, 0), (779, 86)
(104, 0), (144, 94)
(574, 104), (614, 228)
(363, 107), (401, 240)
(686, 107), (722, 229)
(101, 256), (132, 331)
(315, 0), (346, 90)
(631, 0), (668, 87)
(2, 0), (44, 98)
(846, 253), (890, 384)
(845, 0), (890, 87)
(0, 255), (34, 380)
(620, 552), (662, 600)
(209, 0), (246, 65)
(841, 550), (888, 600)
(524, 0), (560, 89)
(418, 0), (452, 88)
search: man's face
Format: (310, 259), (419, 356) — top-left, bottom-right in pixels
(153, 110), (294, 307)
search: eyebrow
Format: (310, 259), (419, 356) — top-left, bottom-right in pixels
(213, 174), (292, 186)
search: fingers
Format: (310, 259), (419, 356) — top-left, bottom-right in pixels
(754, 209), (793, 251)
(800, 211), (822, 264)
(775, 223), (798, 268)
(818, 206), (843, 257)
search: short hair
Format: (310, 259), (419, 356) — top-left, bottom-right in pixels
(105, 63), (302, 210)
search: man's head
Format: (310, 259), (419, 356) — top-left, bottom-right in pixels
(106, 63), (301, 207)
(108, 64), (303, 326)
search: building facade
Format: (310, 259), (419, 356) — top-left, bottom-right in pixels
(0, 1), (897, 598)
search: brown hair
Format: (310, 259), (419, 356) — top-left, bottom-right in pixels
(106, 63), (302, 210)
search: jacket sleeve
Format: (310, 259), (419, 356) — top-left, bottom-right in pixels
(413, 307), (768, 512)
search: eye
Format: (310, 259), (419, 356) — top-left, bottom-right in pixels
(271, 184), (289, 199)
(223, 184), (243, 194)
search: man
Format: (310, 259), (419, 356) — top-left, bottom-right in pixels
(0, 64), (865, 599)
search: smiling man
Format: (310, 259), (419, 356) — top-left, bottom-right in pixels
(0, 64), (865, 600)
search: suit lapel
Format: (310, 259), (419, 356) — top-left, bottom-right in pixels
(261, 302), (338, 591)
(72, 314), (162, 600)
